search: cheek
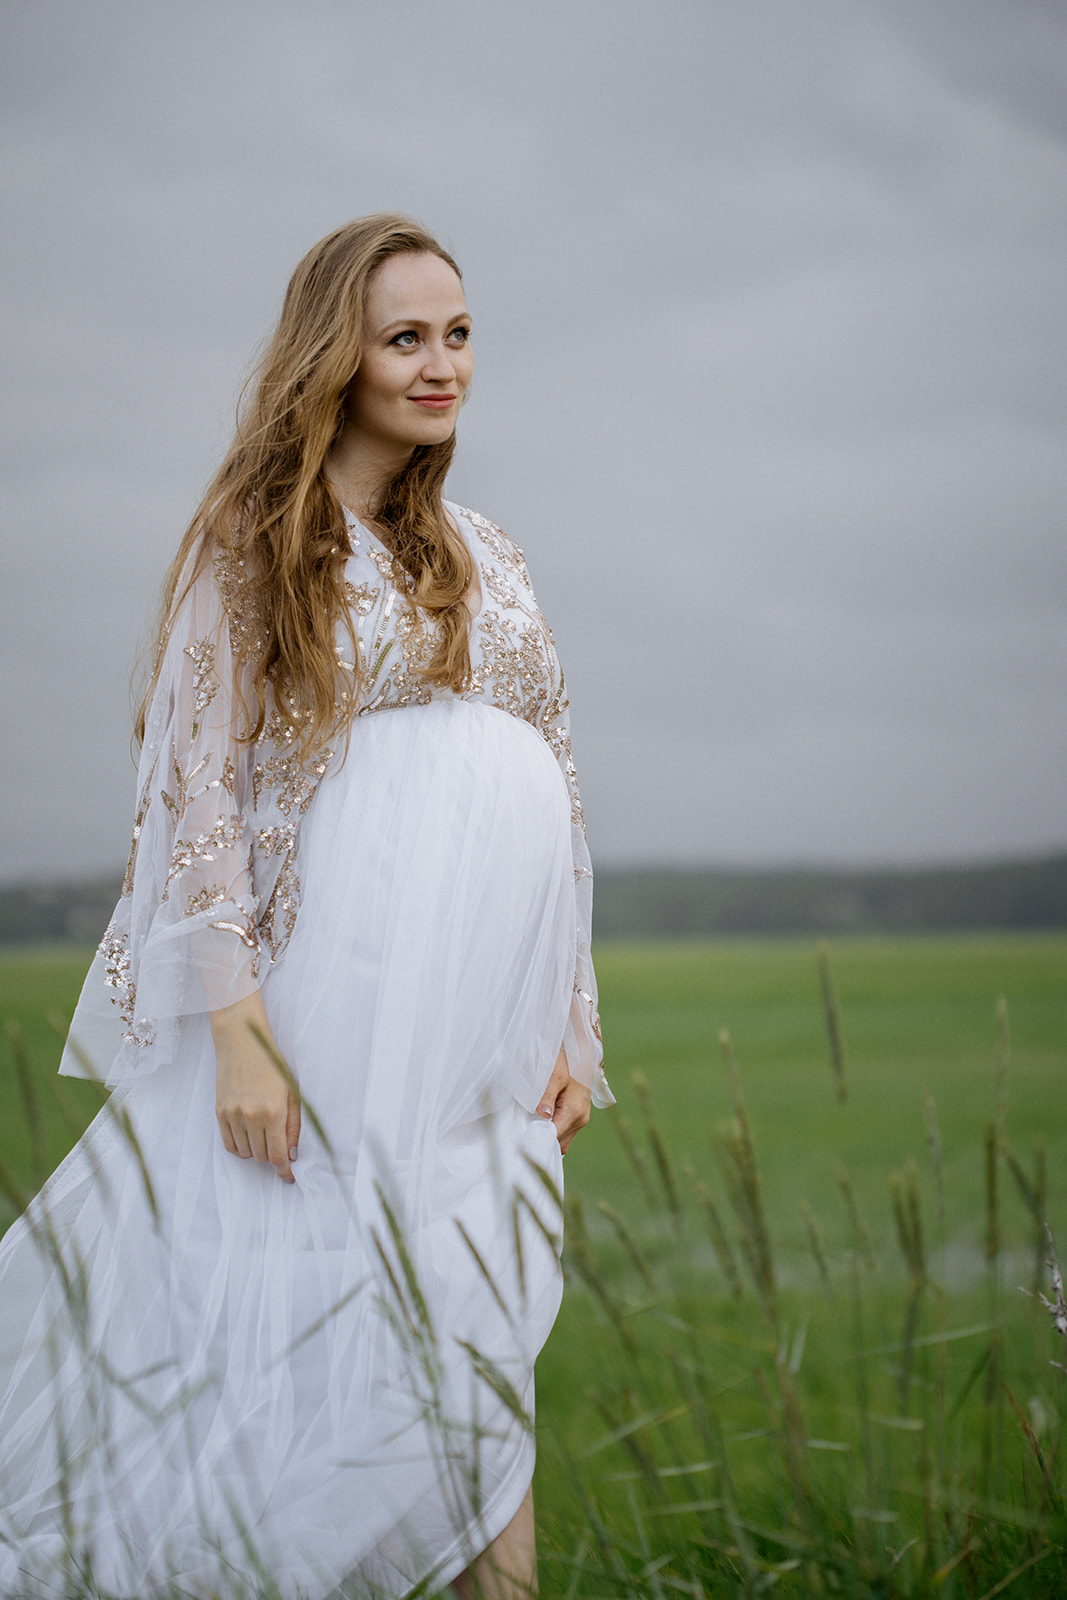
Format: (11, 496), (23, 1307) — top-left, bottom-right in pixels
(350, 356), (404, 412)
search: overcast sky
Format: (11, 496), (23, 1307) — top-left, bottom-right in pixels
(2, 0), (1065, 882)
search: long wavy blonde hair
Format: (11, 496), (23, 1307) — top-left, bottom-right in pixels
(138, 213), (474, 755)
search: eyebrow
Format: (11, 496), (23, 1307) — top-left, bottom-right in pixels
(374, 313), (472, 337)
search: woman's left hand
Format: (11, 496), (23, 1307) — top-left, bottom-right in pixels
(537, 1047), (591, 1155)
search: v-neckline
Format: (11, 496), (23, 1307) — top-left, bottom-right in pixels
(341, 503), (485, 622)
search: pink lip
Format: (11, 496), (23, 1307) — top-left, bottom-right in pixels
(409, 395), (456, 409)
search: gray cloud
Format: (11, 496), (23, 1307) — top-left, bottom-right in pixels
(2, 0), (1065, 879)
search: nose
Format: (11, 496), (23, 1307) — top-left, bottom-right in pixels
(420, 340), (459, 382)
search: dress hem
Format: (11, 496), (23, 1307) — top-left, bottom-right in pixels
(413, 1439), (536, 1597)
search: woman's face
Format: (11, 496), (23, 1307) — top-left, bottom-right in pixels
(344, 251), (473, 458)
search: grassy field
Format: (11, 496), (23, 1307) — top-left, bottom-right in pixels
(2, 934), (1066, 1595)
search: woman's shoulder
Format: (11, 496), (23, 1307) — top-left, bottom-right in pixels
(160, 534), (267, 667)
(447, 501), (532, 590)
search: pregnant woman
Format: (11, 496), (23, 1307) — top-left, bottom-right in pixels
(0, 213), (612, 1599)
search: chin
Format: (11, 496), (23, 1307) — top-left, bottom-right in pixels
(411, 422), (458, 447)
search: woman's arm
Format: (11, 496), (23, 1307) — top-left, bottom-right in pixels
(211, 991), (301, 1183)
(88, 547), (326, 1092)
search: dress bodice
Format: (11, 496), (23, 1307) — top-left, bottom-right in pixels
(341, 505), (583, 833)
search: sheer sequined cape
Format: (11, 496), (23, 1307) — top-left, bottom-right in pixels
(63, 502), (612, 1110)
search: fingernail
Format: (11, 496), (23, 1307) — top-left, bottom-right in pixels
(289, 1147), (298, 1161)
(537, 1104), (552, 1118)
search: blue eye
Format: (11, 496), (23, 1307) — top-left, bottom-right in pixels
(391, 331), (418, 348)
(449, 326), (471, 344)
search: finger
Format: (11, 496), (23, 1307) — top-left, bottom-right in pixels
(553, 1085), (591, 1154)
(250, 1125), (272, 1166)
(222, 1118), (253, 1160)
(286, 1094), (301, 1169)
(537, 1048), (570, 1119)
(267, 1118), (295, 1184)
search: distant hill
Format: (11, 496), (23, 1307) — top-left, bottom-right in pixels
(1, 855), (1066, 946)
(0, 878), (123, 946)
(592, 855), (1067, 937)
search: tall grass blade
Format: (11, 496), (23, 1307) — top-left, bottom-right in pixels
(631, 1071), (682, 1231)
(691, 1177), (743, 1299)
(248, 1021), (334, 1157)
(798, 1200), (833, 1303)
(924, 1090), (945, 1268)
(985, 1119), (1000, 1269)
(596, 1200), (657, 1293)
(565, 1193), (637, 1358)
(455, 1219), (515, 1328)
(889, 1164), (926, 1413)
(717, 1031), (777, 1331)
(454, 1341), (534, 1435)
(816, 941), (848, 1104)
(836, 1161), (875, 1272)
(1002, 1138), (1048, 1296)
(995, 993), (1010, 1144)
(609, 1108), (658, 1209)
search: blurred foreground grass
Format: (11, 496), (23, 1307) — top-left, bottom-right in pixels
(2, 933), (1066, 1595)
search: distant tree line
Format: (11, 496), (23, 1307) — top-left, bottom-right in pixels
(592, 854), (1067, 937)
(1, 855), (1065, 947)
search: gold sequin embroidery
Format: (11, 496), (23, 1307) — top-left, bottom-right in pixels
(254, 820), (298, 859)
(99, 923), (155, 1045)
(252, 751), (333, 817)
(164, 816), (246, 893)
(345, 580), (381, 616)
(186, 884), (227, 917)
(162, 753), (213, 823)
(213, 548), (267, 661)
(458, 508), (532, 588)
(257, 856), (300, 959)
(183, 637), (219, 739)
(482, 565), (515, 610)
(121, 776), (154, 897)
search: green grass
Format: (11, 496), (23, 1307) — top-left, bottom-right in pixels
(2, 933), (1066, 1595)
(543, 936), (1067, 1595)
(569, 936), (1066, 1259)
(0, 944), (105, 1225)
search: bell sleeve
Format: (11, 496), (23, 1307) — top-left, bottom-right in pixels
(551, 700), (615, 1110)
(61, 547), (322, 1087)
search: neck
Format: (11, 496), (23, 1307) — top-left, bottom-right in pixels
(326, 428), (413, 524)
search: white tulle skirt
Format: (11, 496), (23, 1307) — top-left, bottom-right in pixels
(0, 699), (575, 1598)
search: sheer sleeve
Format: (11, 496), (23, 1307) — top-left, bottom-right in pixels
(61, 547), (327, 1087)
(552, 702), (615, 1109)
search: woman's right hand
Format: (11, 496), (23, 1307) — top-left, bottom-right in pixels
(211, 991), (301, 1184)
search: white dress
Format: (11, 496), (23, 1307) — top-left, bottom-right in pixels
(0, 504), (613, 1599)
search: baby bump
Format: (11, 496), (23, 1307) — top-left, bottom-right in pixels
(264, 699), (577, 1150)
(299, 697), (571, 908)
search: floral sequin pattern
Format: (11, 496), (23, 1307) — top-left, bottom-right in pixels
(252, 752), (331, 817)
(468, 608), (554, 724)
(462, 508), (532, 588)
(121, 779), (153, 898)
(164, 817), (246, 897)
(99, 924), (155, 1047)
(183, 638), (220, 739)
(213, 548), (267, 661)
(344, 547), (438, 717)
